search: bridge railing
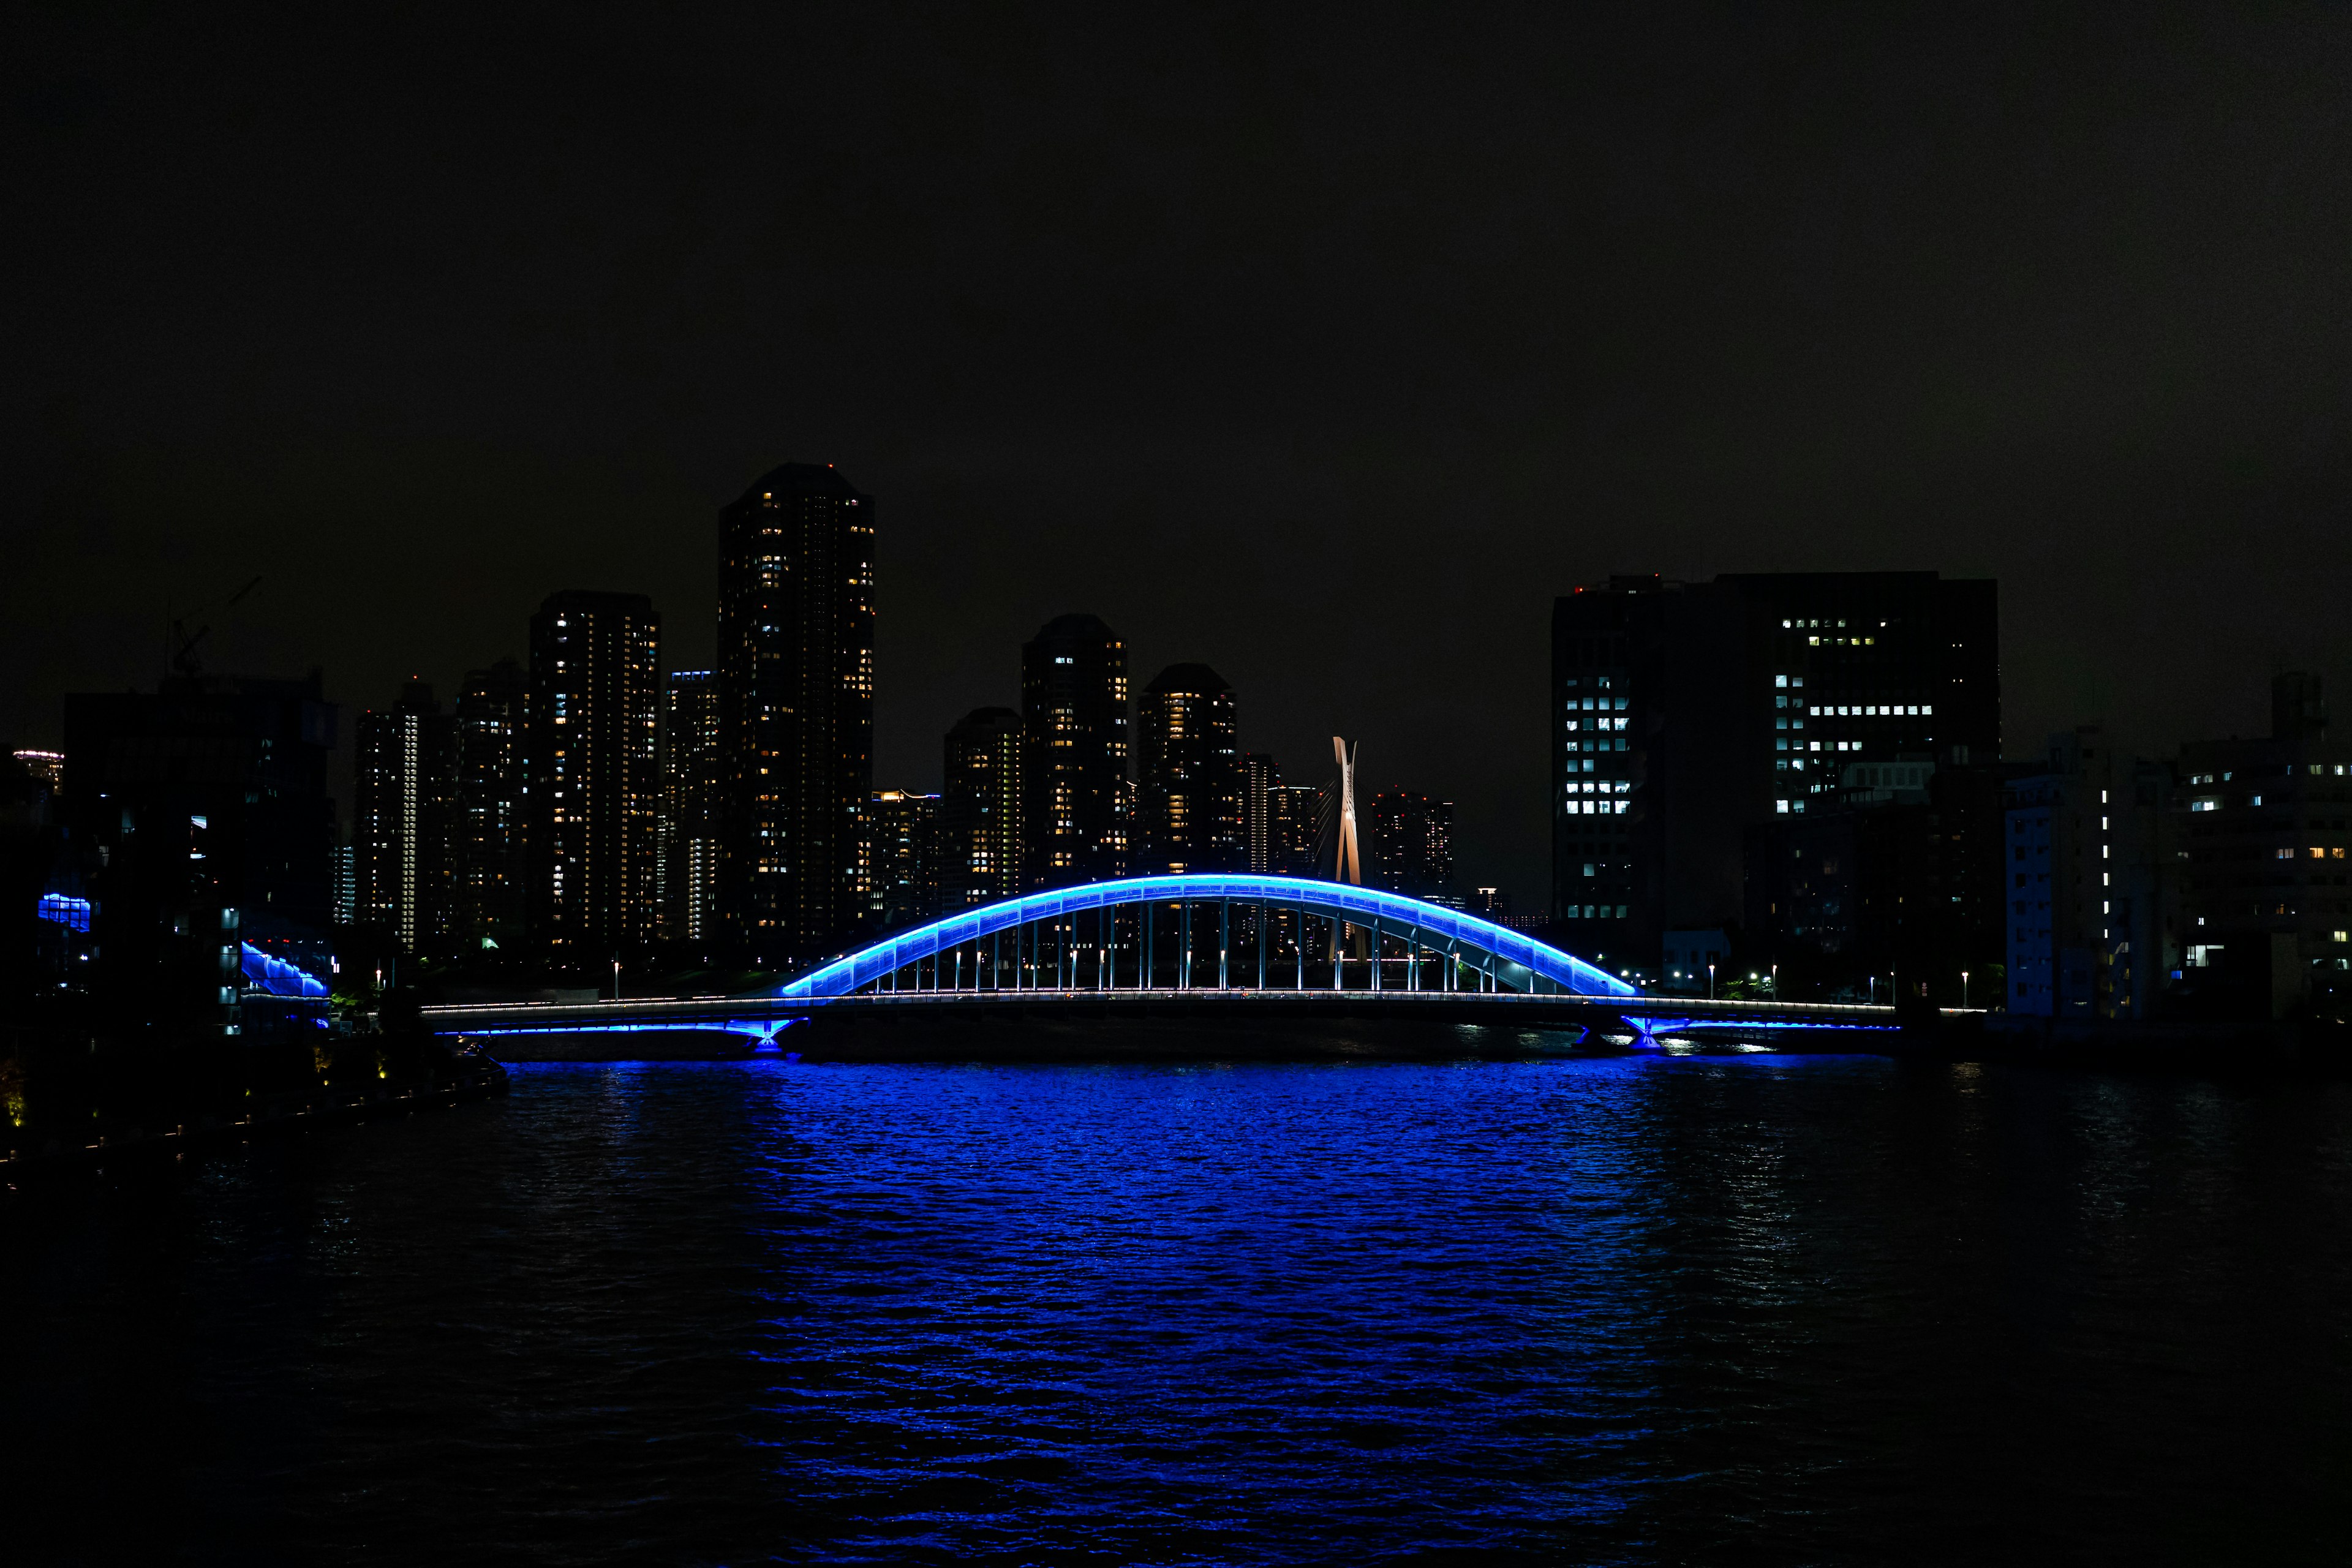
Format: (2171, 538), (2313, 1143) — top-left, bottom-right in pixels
(780, 875), (1638, 1002)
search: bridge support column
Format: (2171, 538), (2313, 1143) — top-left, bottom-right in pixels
(1180, 903), (1191, 989)
(1219, 900), (1229, 989)
(1257, 902), (1267, 990)
(1370, 917), (1381, 992)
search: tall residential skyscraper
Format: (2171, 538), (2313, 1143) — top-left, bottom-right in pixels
(1135, 663), (1243, 875)
(717, 464), (875, 959)
(865, 788), (941, 931)
(526, 590), (662, 956)
(1268, 782), (1323, 877)
(662, 670), (724, 943)
(1020, 614), (1129, 888)
(353, 677), (457, 954)
(1242, 753), (1279, 874)
(943, 706), (1023, 908)
(453, 657), (527, 952)
(1553, 571), (1999, 962)
(1370, 791), (1455, 899)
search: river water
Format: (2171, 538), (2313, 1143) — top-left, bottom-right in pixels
(6, 1044), (2352, 1564)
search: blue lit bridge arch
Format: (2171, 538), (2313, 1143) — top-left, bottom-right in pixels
(779, 875), (1637, 1001)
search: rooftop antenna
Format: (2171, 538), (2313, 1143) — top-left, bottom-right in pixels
(169, 575), (263, 678)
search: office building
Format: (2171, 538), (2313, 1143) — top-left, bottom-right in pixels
(1553, 571), (1999, 963)
(943, 707), (1023, 908)
(663, 669), (724, 943)
(717, 464), (875, 959)
(2005, 729), (2125, 1018)
(1747, 756), (2013, 1003)
(1370, 791), (1454, 899)
(1135, 663), (1242, 875)
(61, 671), (337, 1039)
(867, 788), (941, 931)
(2174, 673), (2349, 1018)
(452, 657), (528, 952)
(526, 590), (662, 956)
(353, 677), (459, 954)
(1021, 614), (1130, 888)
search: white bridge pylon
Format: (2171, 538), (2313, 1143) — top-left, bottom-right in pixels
(777, 874), (1637, 1001)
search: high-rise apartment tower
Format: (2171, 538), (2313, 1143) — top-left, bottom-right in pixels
(717, 464), (875, 959)
(943, 706), (1023, 908)
(526, 590), (662, 955)
(1021, 614), (1129, 888)
(1135, 664), (1243, 875)
(663, 669), (724, 943)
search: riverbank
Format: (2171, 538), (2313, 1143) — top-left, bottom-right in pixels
(0, 1032), (508, 1185)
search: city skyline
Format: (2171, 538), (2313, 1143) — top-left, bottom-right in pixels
(16, 12), (2352, 905)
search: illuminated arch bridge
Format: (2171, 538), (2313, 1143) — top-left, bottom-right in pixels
(421, 877), (1901, 1046)
(780, 874), (1638, 1001)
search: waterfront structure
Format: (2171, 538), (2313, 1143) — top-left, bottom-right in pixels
(2004, 729), (2124, 1018)
(1370, 791), (1453, 899)
(1021, 614), (1130, 888)
(943, 707), (1023, 909)
(662, 670), (724, 943)
(60, 671), (338, 1038)
(1135, 664), (1243, 875)
(717, 464), (875, 960)
(2173, 672), (2348, 1017)
(451, 657), (528, 951)
(1552, 571), (1999, 968)
(526, 590), (662, 956)
(353, 677), (458, 954)
(1746, 756), (2014, 1003)
(867, 789), (942, 930)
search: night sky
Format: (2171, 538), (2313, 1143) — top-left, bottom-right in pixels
(11, 7), (2352, 898)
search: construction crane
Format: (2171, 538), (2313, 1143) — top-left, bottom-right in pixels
(168, 575), (263, 677)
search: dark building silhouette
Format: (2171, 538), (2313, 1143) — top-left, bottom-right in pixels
(717, 464), (875, 959)
(1553, 571), (1999, 968)
(865, 788), (940, 931)
(1020, 614), (1129, 888)
(1135, 663), (1242, 875)
(943, 706), (1023, 908)
(353, 677), (458, 954)
(1744, 756), (2015, 1005)
(452, 657), (527, 952)
(60, 672), (338, 1040)
(662, 669), (723, 942)
(2174, 672), (2349, 1019)
(526, 590), (662, 957)
(1370, 791), (1455, 899)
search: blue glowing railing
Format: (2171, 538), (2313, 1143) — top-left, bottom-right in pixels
(37, 892), (91, 933)
(241, 942), (331, 1000)
(778, 875), (1637, 1001)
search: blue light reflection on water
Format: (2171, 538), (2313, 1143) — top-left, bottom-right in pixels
(9, 1050), (2352, 1564)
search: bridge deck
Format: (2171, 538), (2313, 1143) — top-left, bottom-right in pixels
(421, 987), (1913, 1041)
